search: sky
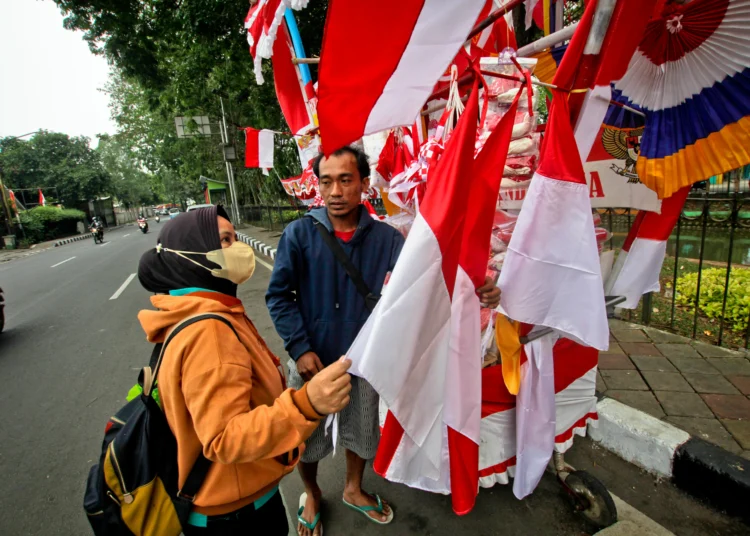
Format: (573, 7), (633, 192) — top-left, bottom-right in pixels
(0, 0), (116, 145)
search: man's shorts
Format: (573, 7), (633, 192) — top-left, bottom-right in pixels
(287, 359), (380, 463)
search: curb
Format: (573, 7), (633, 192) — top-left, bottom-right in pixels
(54, 233), (94, 247)
(590, 397), (750, 522)
(237, 232), (277, 260)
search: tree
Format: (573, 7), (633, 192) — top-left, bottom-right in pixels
(54, 0), (329, 205)
(98, 135), (157, 207)
(0, 131), (111, 205)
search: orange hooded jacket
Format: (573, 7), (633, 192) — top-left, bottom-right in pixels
(138, 292), (322, 516)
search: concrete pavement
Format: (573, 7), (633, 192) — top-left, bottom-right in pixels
(0, 223), (746, 535)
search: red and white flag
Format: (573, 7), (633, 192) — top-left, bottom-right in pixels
(317, 0), (486, 151)
(606, 186), (690, 308)
(552, 0), (653, 162)
(244, 128), (275, 170)
(38, 189), (46, 207)
(272, 23), (314, 135)
(8, 189), (18, 213)
(498, 92), (609, 351)
(348, 82), (481, 514)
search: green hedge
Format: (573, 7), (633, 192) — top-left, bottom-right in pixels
(15, 206), (87, 245)
(675, 267), (750, 332)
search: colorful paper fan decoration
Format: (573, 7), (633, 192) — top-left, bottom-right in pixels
(614, 0), (750, 199)
(529, 44), (567, 85)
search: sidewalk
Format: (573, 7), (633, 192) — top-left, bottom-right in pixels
(599, 318), (750, 460)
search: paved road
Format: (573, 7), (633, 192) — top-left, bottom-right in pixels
(0, 224), (746, 535)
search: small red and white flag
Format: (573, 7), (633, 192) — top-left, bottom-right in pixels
(244, 128), (275, 170)
(39, 189), (46, 207)
(348, 81), (481, 514)
(606, 186), (690, 308)
(498, 92), (609, 351)
(8, 189), (18, 212)
(317, 0), (486, 151)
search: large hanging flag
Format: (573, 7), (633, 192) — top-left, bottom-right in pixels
(317, 0), (486, 152)
(348, 82), (481, 515)
(244, 128), (275, 169)
(553, 0), (653, 162)
(38, 189), (46, 207)
(272, 23), (314, 136)
(606, 186), (691, 308)
(498, 91), (609, 351)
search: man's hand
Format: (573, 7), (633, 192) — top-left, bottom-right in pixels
(307, 357), (352, 415)
(297, 351), (324, 381)
(477, 276), (501, 309)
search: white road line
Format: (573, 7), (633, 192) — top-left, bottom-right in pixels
(51, 256), (76, 268)
(101, 241), (112, 246)
(123, 234), (130, 237)
(110, 273), (137, 300)
(255, 257), (274, 271)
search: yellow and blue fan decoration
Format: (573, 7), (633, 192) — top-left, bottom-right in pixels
(613, 0), (750, 199)
(530, 44), (567, 86)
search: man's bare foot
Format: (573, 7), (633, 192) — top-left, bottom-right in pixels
(342, 488), (392, 523)
(298, 490), (323, 536)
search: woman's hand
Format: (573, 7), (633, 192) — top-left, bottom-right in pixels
(307, 357), (352, 415)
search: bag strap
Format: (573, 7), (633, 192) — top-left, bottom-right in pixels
(314, 222), (380, 312)
(143, 313), (241, 506)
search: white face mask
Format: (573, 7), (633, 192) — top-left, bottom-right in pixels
(157, 241), (256, 285)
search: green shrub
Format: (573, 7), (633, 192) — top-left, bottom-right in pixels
(675, 267), (750, 332)
(15, 206), (86, 244)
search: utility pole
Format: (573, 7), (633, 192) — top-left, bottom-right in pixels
(219, 98), (242, 225)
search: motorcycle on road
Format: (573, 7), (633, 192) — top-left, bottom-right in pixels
(91, 223), (104, 244)
(137, 218), (149, 234)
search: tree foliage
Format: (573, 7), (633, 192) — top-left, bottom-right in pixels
(53, 0), (329, 206)
(0, 131), (110, 205)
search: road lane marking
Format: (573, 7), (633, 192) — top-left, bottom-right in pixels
(123, 234), (130, 237)
(51, 256), (76, 268)
(110, 273), (137, 300)
(255, 257), (273, 271)
(101, 241), (111, 246)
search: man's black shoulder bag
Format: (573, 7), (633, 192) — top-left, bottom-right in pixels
(314, 222), (380, 312)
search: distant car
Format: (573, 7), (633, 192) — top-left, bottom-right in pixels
(187, 204), (214, 212)
(0, 287), (4, 333)
(159, 209), (169, 216)
(168, 208), (182, 219)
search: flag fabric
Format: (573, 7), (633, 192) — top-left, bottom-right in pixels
(498, 91), (609, 351)
(317, 0), (486, 152)
(513, 328), (558, 498)
(525, 0), (541, 30)
(272, 23), (313, 135)
(552, 0), (654, 162)
(348, 82), (481, 514)
(244, 128), (275, 169)
(38, 189), (46, 207)
(478, 338), (599, 487)
(8, 189), (17, 213)
(606, 186), (690, 308)
(245, 0), (285, 84)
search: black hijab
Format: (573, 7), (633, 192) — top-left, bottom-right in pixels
(138, 205), (237, 296)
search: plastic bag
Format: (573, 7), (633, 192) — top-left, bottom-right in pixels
(384, 212), (415, 238)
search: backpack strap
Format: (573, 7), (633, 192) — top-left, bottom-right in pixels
(143, 313), (242, 506)
(314, 221), (380, 312)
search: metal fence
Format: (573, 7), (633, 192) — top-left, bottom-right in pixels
(236, 199), (389, 232)
(601, 189), (750, 350)
(240, 191), (750, 350)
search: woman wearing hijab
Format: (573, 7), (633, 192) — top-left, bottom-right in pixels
(137, 205), (352, 535)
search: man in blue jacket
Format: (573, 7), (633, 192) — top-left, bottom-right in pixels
(267, 146), (500, 536)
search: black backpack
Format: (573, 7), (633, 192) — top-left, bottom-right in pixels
(83, 313), (240, 535)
